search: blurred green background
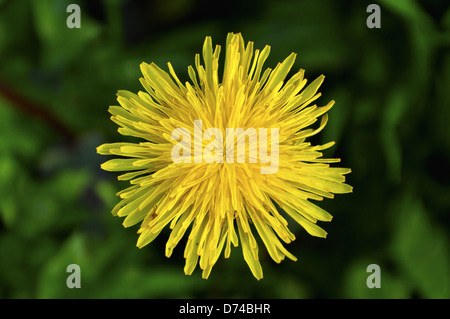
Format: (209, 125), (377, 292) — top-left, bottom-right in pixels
(0, 0), (449, 299)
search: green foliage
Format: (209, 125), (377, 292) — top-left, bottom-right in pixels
(343, 258), (412, 299)
(390, 193), (450, 298)
(0, 0), (449, 299)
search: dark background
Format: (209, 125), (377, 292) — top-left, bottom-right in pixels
(0, 0), (449, 298)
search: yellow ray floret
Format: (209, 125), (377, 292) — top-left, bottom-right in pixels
(97, 33), (352, 280)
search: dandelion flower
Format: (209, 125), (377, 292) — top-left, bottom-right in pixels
(97, 33), (352, 280)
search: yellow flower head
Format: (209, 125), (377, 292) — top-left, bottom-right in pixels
(97, 33), (352, 280)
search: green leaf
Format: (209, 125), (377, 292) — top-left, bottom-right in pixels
(390, 194), (450, 298)
(0, 196), (17, 228)
(99, 267), (207, 298)
(36, 232), (89, 298)
(95, 180), (120, 209)
(30, 0), (101, 68)
(342, 259), (412, 299)
(48, 169), (91, 202)
(321, 88), (351, 147)
(380, 86), (408, 184)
